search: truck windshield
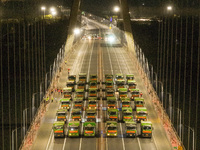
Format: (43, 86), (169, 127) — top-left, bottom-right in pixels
(109, 112), (117, 115)
(137, 112), (147, 116)
(77, 92), (83, 95)
(57, 112), (66, 116)
(74, 101), (82, 104)
(135, 101), (143, 104)
(90, 91), (96, 94)
(54, 126), (63, 130)
(89, 101), (96, 104)
(87, 112), (96, 116)
(106, 83), (112, 86)
(69, 127), (78, 130)
(108, 127), (117, 130)
(108, 101), (116, 104)
(122, 102), (129, 105)
(132, 91), (139, 95)
(72, 112), (81, 116)
(79, 77), (86, 79)
(85, 127), (94, 130)
(127, 126), (136, 130)
(62, 101), (70, 104)
(143, 126), (151, 130)
(78, 84), (85, 86)
(123, 112), (132, 116)
(90, 82), (96, 86)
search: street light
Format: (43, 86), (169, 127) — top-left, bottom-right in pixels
(73, 28), (81, 35)
(114, 6), (120, 12)
(167, 6), (172, 11)
(41, 6), (46, 16)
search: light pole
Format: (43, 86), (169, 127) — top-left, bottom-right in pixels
(12, 127), (20, 150)
(149, 64), (154, 84)
(158, 81), (164, 123)
(41, 6), (46, 18)
(45, 72), (50, 92)
(32, 92), (43, 118)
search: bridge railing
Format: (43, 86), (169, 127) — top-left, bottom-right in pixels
(133, 42), (185, 150)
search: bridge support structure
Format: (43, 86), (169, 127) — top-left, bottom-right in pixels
(64, 0), (81, 56)
(119, 0), (136, 57)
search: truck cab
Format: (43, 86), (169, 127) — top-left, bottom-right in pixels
(141, 121), (152, 138)
(66, 81), (75, 92)
(136, 107), (147, 122)
(68, 75), (76, 84)
(107, 97), (117, 109)
(68, 121), (80, 137)
(73, 98), (83, 109)
(105, 88), (115, 98)
(89, 74), (98, 82)
(105, 74), (113, 82)
(116, 80), (126, 90)
(105, 81), (114, 89)
(125, 121), (137, 137)
(63, 87), (72, 99)
(106, 121), (118, 137)
(130, 89), (140, 100)
(53, 121), (65, 138)
(88, 99), (97, 109)
(115, 73), (124, 81)
(121, 98), (131, 108)
(107, 108), (118, 121)
(89, 81), (99, 89)
(122, 107), (133, 122)
(127, 80), (137, 91)
(118, 88), (128, 100)
(56, 109), (68, 123)
(126, 74), (134, 82)
(83, 122), (96, 137)
(75, 89), (85, 99)
(134, 97), (145, 107)
(71, 109), (82, 121)
(88, 88), (98, 98)
(86, 108), (97, 122)
(77, 81), (87, 91)
(79, 73), (87, 83)
(60, 98), (71, 110)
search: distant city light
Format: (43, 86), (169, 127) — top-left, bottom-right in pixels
(114, 6), (120, 12)
(51, 11), (57, 16)
(167, 6), (172, 11)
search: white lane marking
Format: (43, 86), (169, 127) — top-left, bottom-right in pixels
(120, 123), (126, 150)
(46, 129), (53, 150)
(137, 137), (142, 150)
(62, 138), (66, 150)
(152, 133), (158, 150)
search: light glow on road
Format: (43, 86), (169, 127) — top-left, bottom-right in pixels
(74, 28), (81, 35)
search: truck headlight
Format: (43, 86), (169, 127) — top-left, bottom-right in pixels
(69, 133), (71, 136)
(114, 134), (117, 136)
(107, 133), (110, 136)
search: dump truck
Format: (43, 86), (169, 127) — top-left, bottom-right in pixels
(125, 121), (137, 137)
(134, 97), (145, 108)
(136, 107), (147, 122)
(68, 121), (80, 137)
(73, 98), (83, 109)
(88, 88), (99, 98)
(130, 89), (140, 100)
(89, 81), (99, 89)
(68, 75), (76, 84)
(107, 97), (117, 109)
(83, 122), (96, 137)
(77, 81), (87, 90)
(115, 73), (124, 81)
(105, 81), (114, 89)
(86, 108), (97, 122)
(66, 80), (75, 92)
(60, 98), (71, 110)
(53, 121), (65, 138)
(89, 74), (98, 82)
(79, 73), (87, 83)
(71, 108), (82, 121)
(121, 98), (131, 108)
(56, 109), (68, 123)
(141, 121), (152, 138)
(107, 108), (118, 121)
(63, 87), (72, 99)
(88, 99), (97, 109)
(127, 80), (137, 91)
(106, 121), (118, 137)
(119, 88), (128, 99)
(116, 80), (126, 90)
(122, 107), (133, 122)
(126, 74), (134, 82)
(104, 88), (115, 98)
(105, 74), (113, 82)
(75, 89), (85, 99)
